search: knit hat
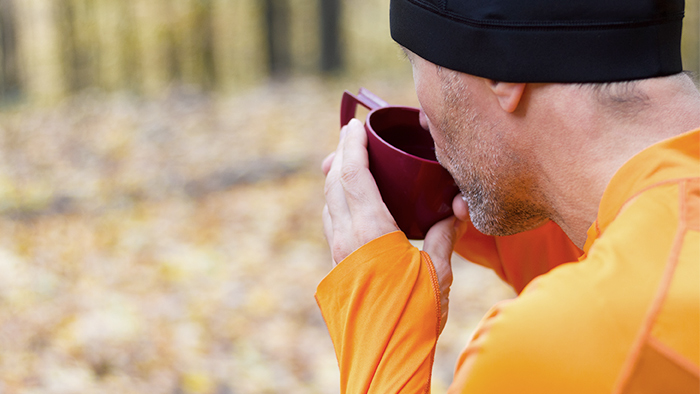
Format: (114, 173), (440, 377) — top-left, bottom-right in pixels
(390, 0), (685, 83)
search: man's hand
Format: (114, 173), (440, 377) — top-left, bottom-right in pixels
(322, 118), (466, 331)
(424, 199), (468, 333)
(322, 119), (399, 265)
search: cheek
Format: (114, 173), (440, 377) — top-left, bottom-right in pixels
(412, 63), (440, 121)
(410, 62), (448, 154)
(428, 124), (452, 168)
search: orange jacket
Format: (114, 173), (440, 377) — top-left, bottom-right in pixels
(316, 129), (700, 393)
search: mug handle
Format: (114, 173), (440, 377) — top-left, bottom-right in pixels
(340, 88), (390, 127)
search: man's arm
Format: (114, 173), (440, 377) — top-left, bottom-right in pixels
(319, 119), (464, 392)
(318, 119), (579, 392)
(316, 231), (442, 393)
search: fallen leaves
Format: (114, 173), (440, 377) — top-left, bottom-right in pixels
(0, 78), (512, 393)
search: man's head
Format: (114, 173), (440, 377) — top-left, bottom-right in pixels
(392, 0), (689, 236)
(405, 49), (549, 235)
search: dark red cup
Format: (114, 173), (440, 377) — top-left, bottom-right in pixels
(340, 88), (459, 239)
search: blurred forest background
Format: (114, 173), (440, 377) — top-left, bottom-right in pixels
(0, 0), (697, 393)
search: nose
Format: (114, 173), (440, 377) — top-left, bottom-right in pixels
(419, 109), (430, 131)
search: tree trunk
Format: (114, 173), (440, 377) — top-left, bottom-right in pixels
(0, 0), (20, 99)
(319, 0), (342, 74)
(264, 0), (291, 79)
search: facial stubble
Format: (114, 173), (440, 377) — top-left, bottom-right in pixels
(436, 71), (548, 236)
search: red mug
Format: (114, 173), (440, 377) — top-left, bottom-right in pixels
(340, 88), (459, 239)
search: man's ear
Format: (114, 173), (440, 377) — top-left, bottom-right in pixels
(487, 80), (526, 113)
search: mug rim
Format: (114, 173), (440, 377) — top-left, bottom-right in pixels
(365, 106), (441, 165)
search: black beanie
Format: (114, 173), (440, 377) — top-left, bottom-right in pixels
(390, 0), (685, 83)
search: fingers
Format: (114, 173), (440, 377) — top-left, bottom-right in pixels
(423, 216), (466, 334)
(452, 193), (470, 222)
(339, 120), (386, 217)
(322, 118), (398, 264)
(424, 217), (458, 299)
(322, 204), (337, 265)
(324, 124), (351, 242)
(424, 216), (462, 266)
(321, 152), (335, 176)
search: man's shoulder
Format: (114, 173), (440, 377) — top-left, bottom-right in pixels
(468, 179), (700, 392)
(456, 261), (631, 392)
(458, 227), (698, 393)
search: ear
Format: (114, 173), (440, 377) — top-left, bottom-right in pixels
(487, 80), (526, 113)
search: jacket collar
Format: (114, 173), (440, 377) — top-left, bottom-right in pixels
(582, 128), (700, 255)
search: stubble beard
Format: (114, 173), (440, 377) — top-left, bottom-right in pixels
(437, 72), (547, 236)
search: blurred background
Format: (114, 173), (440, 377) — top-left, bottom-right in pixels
(0, 0), (697, 393)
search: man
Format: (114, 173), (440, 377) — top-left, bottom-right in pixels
(317, 0), (700, 392)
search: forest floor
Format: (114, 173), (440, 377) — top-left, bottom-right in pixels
(0, 77), (513, 394)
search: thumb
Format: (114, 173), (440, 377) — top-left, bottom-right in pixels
(423, 216), (465, 333)
(423, 216), (464, 267)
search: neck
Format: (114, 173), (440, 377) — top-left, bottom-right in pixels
(526, 74), (700, 248)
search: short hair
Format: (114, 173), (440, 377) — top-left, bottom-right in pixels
(582, 71), (694, 115)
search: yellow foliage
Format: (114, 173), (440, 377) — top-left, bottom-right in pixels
(182, 371), (215, 394)
(0, 77), (511, 393)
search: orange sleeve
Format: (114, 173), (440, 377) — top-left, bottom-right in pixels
(454, 220), (582, 293)
(315, 231), (441, 394)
